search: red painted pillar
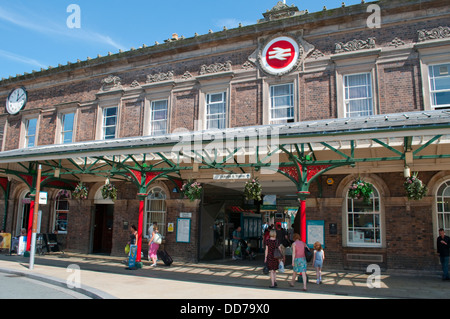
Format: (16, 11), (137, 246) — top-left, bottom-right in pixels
(297, 191), (309, 243)
(136, 199), (145, 262)
(300, 199), (306, 243)
(26, 199), (35, 251)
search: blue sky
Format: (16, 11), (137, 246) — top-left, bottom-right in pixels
(0, 0), (367, 80)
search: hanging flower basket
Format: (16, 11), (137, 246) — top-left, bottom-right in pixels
(181, 180), (202, 201)
(101, 182), (117, 200)
(244, 178), (262, 201)
(404, 172), (428, 200)
(73, 182), (88, 200)
(348, 177), (374, 204)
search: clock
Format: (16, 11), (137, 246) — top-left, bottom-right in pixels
(6, 87), (27, 115)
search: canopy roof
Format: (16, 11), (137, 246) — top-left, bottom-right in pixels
(0, 110), (449, 192)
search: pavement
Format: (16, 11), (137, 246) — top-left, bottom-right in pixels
(0, 252), (449, 300)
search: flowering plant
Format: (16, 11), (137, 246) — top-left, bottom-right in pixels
(244, 178), (262, 201)
(181, 180), (202, 201)
(101, 182), (117, 200)
(404, 173), (427, 200)
(348, 178), (373, 204)
(73, 182), (88, 200)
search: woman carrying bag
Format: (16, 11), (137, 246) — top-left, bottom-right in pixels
(289, 233), (308, 291)
(264, 229), (280, 288)
(148, 225), (161, 267)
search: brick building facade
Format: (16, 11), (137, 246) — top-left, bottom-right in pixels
(0, 0), (449, 271)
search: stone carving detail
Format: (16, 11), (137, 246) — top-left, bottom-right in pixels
(130, 80), (141, 88)
(181, 71), (194, 80)
(199, 61), (232, 75)
(101, 75), (122, 91)
(418, 26), (450, 42)
(260, 1), (302, 22)
(146, 71), (174, 83)
(388, 37), (406, 48)
(309, 49), (325, 59)
(335, 38), (376, 53)
(242, 61), (255, 70)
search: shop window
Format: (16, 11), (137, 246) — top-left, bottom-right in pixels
(270, 83), (294, 124)
(346, 186), (381, 247)
(206, 92), (227, 129)
(54, 190), (70, 233)
(344, 73), (374, 118)
(150, 100), (168, 136)
(145, 187), (167, 237)
(429, 63), (450, 109)
(437, 180), (450, 233)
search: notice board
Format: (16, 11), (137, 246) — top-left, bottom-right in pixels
(176, 218), (191, 243)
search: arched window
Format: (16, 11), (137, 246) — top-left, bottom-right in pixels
(346, 186), (381, 247)
(17, 191), (31, 236)
(437, 180), (450, 233)
(145, 187), (167, 237)
(54, 190), (70, 233)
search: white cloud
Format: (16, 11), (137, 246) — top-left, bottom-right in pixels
(215, 18), (254, 29)
(0, 6), (126, 51)
(0, 49), (47, 70)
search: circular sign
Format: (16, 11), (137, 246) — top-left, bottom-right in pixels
(261, 36), (299, 75)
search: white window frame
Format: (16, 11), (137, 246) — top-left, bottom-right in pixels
(346, 186), (382, 248)
(56, 111), (76, 144)
(53, 190), (70, 234)
(343, 72), (374, 118)
(428, 63), (450, 110)
(417, 41), (450, 111)
(150, 99), (169, 136)
(144, 187), (167, 238)
(269, 83), (295, 124)
(436, 180), (450, 234)
(102, 106), (118, 140)
(205, 91), (227, 130)
(21, 116), (39, 148)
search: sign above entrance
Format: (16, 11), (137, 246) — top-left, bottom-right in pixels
(213, 173), (251, 180)
(261, 36), (299, 75)
(248, 33), (315, 77)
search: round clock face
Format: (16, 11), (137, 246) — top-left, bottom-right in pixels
(261, 36), (300, 75)
(6, 87), (27, 115)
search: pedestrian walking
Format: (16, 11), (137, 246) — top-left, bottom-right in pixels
(264, 229), (279, 288)
(148, 225), (160, 267)
(312, 241), (325, 284)
(437, 228), (450, 280)
(289, 233), (307, 291)
(232, 226), (241, 260)
(129, 225), (137, 246)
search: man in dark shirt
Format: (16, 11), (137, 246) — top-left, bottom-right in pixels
(437, 228), (450, 280)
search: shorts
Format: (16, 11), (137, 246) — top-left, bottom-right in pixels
(293, 257), (307, 273)
(314, 260), (323, 268)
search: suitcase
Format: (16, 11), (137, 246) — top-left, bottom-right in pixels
(157, 249), (173, 266)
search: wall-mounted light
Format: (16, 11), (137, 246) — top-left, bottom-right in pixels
(403, 166), (411, 178)
(54, 168), (60, 178)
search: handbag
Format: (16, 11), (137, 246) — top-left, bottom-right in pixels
(273, 241), (283, 260)
(153, 233), (162, 244)
(305, 246), (313, 262)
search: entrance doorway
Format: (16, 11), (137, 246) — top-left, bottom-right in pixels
(92, 204), (114, 254)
